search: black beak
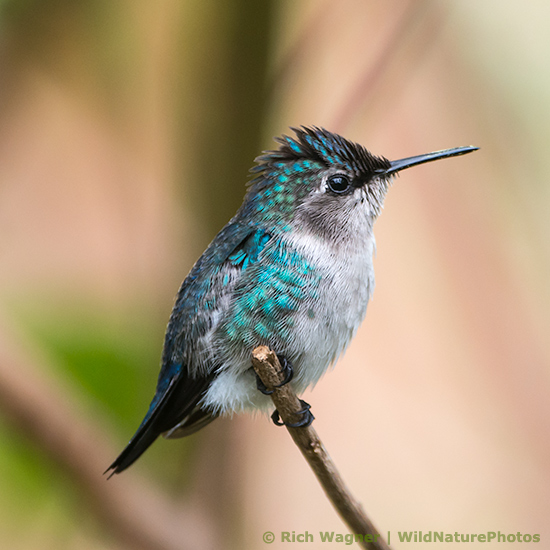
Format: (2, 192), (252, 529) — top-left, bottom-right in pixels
(380, 145), (478, 175)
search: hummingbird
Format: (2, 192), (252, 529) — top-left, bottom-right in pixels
(107, 127), (477, 474)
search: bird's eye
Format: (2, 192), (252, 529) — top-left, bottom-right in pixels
(327, 174), (351, 194)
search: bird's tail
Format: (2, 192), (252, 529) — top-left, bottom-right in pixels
(105, 421), (159, 476)
(106, 371), (217, 476)
(105, 377), (182, 476)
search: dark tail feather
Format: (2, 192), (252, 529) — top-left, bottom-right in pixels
(106, 371), (217, 476)
(105, 420), (160, 476)
(105, 376), (182, 477)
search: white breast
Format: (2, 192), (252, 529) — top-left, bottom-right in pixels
(283, 227), (376, 390)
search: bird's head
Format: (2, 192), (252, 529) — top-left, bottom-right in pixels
(242, 126), (477, 244)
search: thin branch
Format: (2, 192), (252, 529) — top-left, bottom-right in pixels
(251, 346), (392, 550)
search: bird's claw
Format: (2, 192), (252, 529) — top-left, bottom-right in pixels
(255, 354), (294, 395)
(274, 355), (293, 387)
(256, 373), (274, 395)
(271, 399), (315, 428)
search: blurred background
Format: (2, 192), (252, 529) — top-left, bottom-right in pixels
(0, 0), (549, 549)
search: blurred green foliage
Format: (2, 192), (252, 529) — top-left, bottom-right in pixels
(0, 421), (76, 547)
(12, 298), (161, 429)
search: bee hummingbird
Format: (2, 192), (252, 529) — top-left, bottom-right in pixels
(108, 126), (477, 474)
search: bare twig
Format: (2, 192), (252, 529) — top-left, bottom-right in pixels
(251, 346), (391, 550)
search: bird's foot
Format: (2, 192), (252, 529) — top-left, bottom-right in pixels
(274, 355), (294, 387)
(254, 354), (294, 395)
(271, 399), (315, 428)
(255, 374), (274, 395)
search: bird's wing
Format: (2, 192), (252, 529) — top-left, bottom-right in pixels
(107, 222), (271, 474)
